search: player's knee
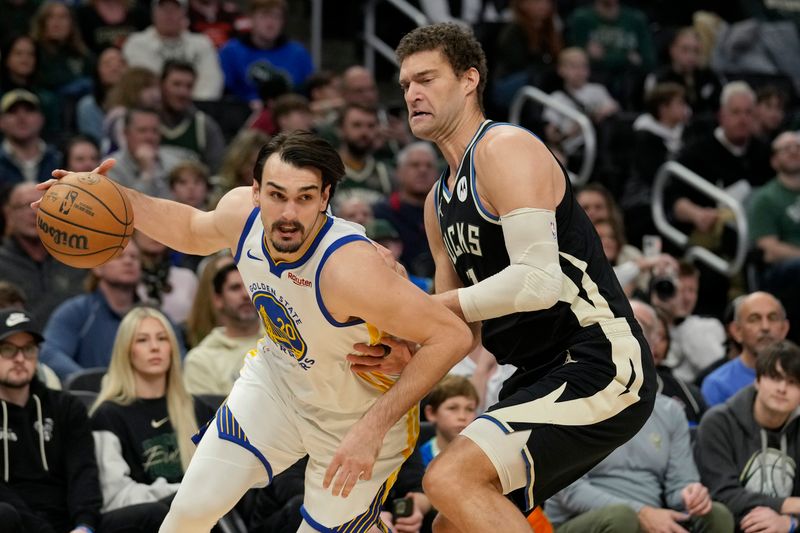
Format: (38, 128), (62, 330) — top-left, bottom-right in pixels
(423, 455), (460, 506)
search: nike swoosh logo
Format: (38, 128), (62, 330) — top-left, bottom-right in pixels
(5, 313), (30, 327)
(151, 417), (169, 429)
(246, 249), (263, 261)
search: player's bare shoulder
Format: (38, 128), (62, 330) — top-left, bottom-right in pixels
(473, 124), (563, 213)
(212, 186), (257, 246)
(474, 124), (551, 169)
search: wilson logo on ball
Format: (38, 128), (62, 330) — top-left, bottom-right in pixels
(37, 218), (89, 250)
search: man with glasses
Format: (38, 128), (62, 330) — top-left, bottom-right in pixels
(0, 308), (167, 533)
(748, 130), (800, 343)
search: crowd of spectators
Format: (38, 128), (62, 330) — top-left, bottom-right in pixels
(3, 0), (800, 531)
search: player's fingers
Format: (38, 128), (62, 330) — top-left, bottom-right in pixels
(49, 170), (68, 179)
(332, 468), (350, 497)
(346, 353), (382, 365)
(93, 158), (116, 175)
(348, 363), (385, 373)
(351, 343), (386, 358)
(322, 459), (340, 490)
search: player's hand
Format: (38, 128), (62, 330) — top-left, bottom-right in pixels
(740, 506), (790, 533)
(323, 419), (383, 498)
(373, 242), (408, 279)
(347, 337), (415, 375)
(32, 159), (117, 209)
(637, 506), (689, 533)
(681, 482), (712, 516)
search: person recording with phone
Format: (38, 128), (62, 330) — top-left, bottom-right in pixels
(651, 261), (728, 383)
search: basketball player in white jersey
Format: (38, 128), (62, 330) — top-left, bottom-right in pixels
(38, 132), (472, 532)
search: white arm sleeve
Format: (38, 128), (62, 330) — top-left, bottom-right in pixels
(457, 208), (562, 323)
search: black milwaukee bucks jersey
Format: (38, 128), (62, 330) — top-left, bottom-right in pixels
(434, 121), (637, 375)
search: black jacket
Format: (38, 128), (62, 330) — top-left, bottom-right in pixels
(0, 378), (102, 532)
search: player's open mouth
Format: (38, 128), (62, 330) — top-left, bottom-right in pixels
(411, 111), (431, 121)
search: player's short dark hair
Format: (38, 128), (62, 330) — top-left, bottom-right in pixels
(252, 131), (345, 199)
(161, 59), (196, 82)
(396, 23), (488, 111)
(425, 375), (479, 413)
(645, 82), (685, 118)
(756, 340), (800, 383)
(212, 262), (240, 295)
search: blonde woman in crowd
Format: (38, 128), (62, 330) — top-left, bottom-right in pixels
(90, 307), (214, 512)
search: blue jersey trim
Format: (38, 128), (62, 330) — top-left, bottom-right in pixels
(314, 234), (369, 327)
(261, 215), (334, 276)
(300, 506), (336, 532)
(234, 207), (261, 263)
(478, 412), (535, 510)
(215, 405), (274, 483)
(300, 481), (390, 533)
(477, 413), (510, 434)
(469, 121), (543, 223)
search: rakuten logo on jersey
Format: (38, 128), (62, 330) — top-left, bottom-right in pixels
(288, 272), (312, 288)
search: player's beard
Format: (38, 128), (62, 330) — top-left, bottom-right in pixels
(270, 220), (306, 253)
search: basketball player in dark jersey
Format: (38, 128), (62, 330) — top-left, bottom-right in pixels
(383, 23), (655, 532)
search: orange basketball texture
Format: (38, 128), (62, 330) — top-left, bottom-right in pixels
(36, 173), (134, 268)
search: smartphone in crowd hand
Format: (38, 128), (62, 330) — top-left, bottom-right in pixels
(392, 496), (414, 518)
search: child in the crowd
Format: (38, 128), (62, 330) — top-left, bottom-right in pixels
(544, 47), (619, 160)
(420, 375), (479, 467)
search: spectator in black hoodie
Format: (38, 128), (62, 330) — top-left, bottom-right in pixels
(0, 307), (166, 533)
(695, 340), (800, 532)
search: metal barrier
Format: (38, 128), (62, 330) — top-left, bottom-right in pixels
(651, 161), (749, 276)
(363, 0), (428, 71)
(508, 85), (596, 187)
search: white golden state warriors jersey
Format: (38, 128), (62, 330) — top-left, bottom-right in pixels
(233, 208), (398, 415)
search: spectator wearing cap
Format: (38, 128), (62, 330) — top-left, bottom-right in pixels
(367, 218), (432, 293)
(0, 308), (167, 533)
(0, 183), (86, 324)
(219, 0), (314, 107)
(0, 282), (61, 390)
(122, 0), (223, 101)
(158, 60), (225, 173)
(0, 89), (61, 186)
(748, 131), (800, 343)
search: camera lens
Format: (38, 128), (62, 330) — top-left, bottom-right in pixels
(653, 277), (676, 300)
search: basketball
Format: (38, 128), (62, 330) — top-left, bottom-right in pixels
(36, 173), (134, 268)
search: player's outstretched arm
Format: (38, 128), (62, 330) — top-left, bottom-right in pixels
(36, 161), (251, 256)
(319, 241), (473, 498)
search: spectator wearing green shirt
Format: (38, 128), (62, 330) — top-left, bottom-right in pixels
(567, 0), (655, 104)
(748, 130), (800, 342)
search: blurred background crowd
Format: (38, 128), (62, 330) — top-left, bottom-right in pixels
(3, 0), (800, 532)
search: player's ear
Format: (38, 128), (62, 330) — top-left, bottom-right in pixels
(462, 67), (480, 95)
(320, 184), (331, 212)
(252, 180), (260, 206)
